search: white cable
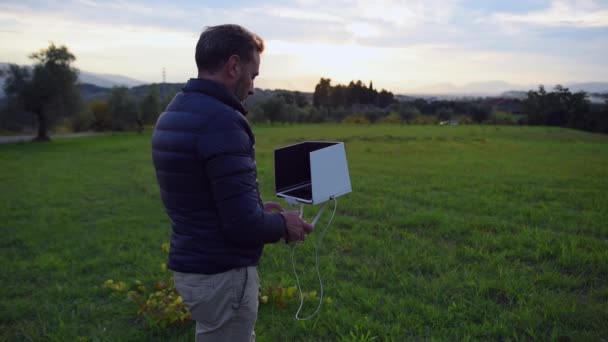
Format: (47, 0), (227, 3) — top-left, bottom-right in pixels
(291, 197), (337, 320)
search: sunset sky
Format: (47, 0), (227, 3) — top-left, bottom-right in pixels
(1, 0), (607, 93)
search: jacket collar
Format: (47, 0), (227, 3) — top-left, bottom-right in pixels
(182, 78), (248, 115)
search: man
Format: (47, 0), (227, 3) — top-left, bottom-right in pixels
(151, 24), (314, 341)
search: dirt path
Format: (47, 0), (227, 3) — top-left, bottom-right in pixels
(0, 132), (108, 144)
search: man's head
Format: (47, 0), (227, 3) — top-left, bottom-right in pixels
(195, 24), (264, 101)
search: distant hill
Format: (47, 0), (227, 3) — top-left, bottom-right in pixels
(404, 81), (608, 97)
(79, 82), (185, 102)
(2, 62), (605, 103)
(500, 91), (528, 99)
(78, 82), (312, 106)
(0, 64), (312, 106)
(0, 63), (147, 98)
(79, 71), (145, 88)
(79, 83), (112, 101)
(566, 82), (608, 93)
(405, 81), (529, 96)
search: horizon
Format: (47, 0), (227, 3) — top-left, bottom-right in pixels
(2, 62), (607, 97)
(1, 1), (607, 94)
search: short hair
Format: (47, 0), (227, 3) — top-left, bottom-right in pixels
(195, 24), (264, 73)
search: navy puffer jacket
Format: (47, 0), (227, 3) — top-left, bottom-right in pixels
(152, 78), (286, 274)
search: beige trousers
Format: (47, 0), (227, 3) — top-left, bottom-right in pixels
(174, 266), (259, 342)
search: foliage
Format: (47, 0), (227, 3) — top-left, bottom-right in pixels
(468, 103), (491, 123)
(313, 78), (395, 108)
(89, 100), (111, 131)
(274, 90), (309, 107)
(378, 112), (402, 124)
(313, 78), (331, 107)
(489, 111), (516, 125)
(0, 101), (37, 132)
(140, 85), (161, 125)
(69, 108), (95, 132)
(342, 114), (370, 124)
(107, 86), (140, 131)
(259, 285), (332, 310)
(522, 85), (604, 132)
(102, 243), (191, 329)
(389, 103), (421, 123)
(255, 96), (287, 123)
(412, 114), (439, 124)
(101, 241), (332, 330)
(436, 106), (454, 121)
(1, 43), (81, 141)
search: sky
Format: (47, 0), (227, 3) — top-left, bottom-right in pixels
(0, 0), (607, 93)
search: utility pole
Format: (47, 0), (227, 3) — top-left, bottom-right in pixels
(162, 67), (167, 103)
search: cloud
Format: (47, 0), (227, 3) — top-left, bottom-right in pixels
(1, 0), (606, 89)
(0, 0), (465, 48)
(247, 0), (461, 43)
(492, 0), (608, 28)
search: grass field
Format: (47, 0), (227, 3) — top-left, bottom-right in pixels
(1, 124), (607, 341)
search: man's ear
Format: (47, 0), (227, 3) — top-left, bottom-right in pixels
(227, 55), (241, 78)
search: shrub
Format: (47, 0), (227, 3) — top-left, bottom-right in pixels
(489, 111), (516, 125)
(102, 243), (190, 329)
(412, 115), (438, 125)
(90, 101), (111, 131)
(378, 112), (401, 124)
(102, 243), (333, 329)
(70, 109), (95, 132)
(342, 114), (370, 124)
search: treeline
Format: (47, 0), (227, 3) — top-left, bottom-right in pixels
(523, 85), (608, 133)
(1, 43), (607, 138)
(313, 78), (395, 108)
(86, 85), (172, 132)
(247, 78), (608, 134)
(246, 78), (397, 123)
(0, 44), (177, 139)
(247, 77), (512, 125)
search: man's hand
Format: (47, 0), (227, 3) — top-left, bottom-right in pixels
(281, 210), (314, 243)
(264, 201), (285, 213)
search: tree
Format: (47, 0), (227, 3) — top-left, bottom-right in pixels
(469, 103), (491, 123)
(2, 44), (80, 141)
(522, 85), (591, 129)
(601, 99), (608, 133)
(377, 89), (395, 108)
(293, 91), (309, 107)
(140, 85), (161, 125)
(436, 107), (454, 121)
(330, 85), (347, 107)
(259, 96), (287, 123)
(313, 78), (331, 107)
(90, 100), (111, 131)
(107, 87), (140, 131)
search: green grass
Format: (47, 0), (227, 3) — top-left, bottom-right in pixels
(1, 125), (607, 341)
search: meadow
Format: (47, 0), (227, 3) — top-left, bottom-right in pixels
(1, 124), (607, 341)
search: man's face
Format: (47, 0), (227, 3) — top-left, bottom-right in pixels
(234, 51), (260, 102)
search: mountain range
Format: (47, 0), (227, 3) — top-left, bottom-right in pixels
(1, 63), (607, 99)
(403, 81), (608, 96)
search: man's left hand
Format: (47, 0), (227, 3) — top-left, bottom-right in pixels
(263, 201), (285, 213)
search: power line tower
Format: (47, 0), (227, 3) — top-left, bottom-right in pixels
(162, 67), (167, 103)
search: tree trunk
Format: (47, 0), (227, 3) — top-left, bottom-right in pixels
(34, 111), (50, 142)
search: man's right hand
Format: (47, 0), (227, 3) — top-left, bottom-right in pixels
(281, 211), (314, 243)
